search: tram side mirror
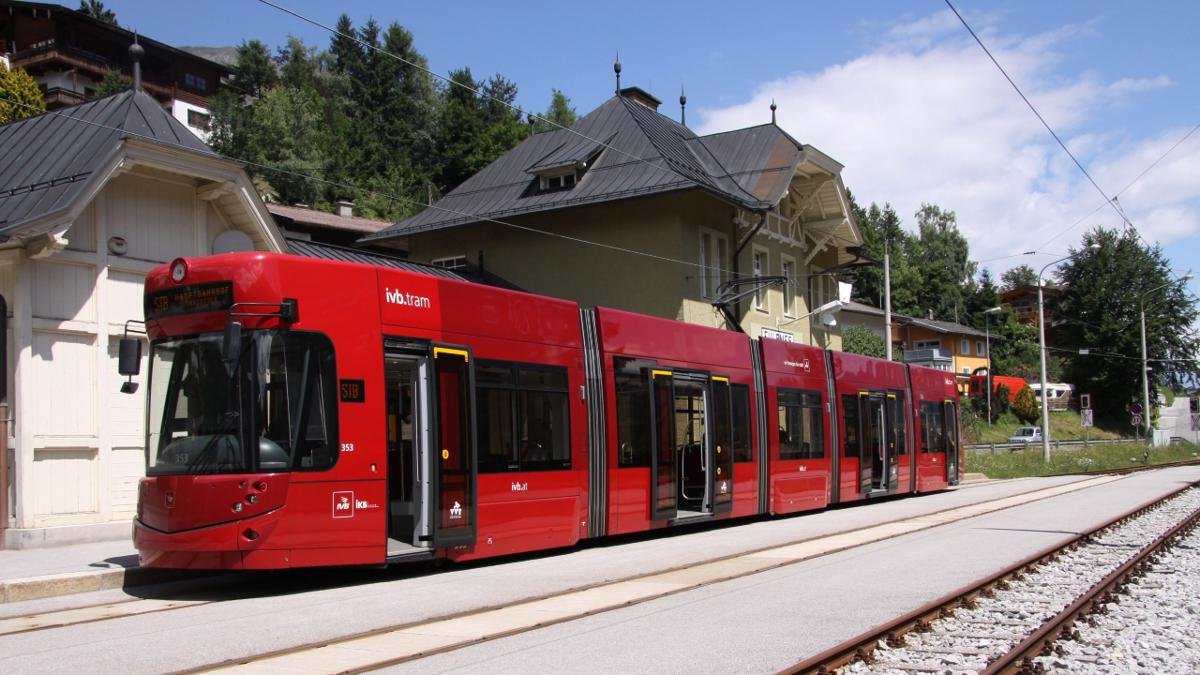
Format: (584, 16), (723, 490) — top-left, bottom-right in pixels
(118, 337), (142, 394)
(223, 321), (243, 372)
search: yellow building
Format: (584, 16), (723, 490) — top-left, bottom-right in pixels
(895, 316), (991, 393)
(364, 86), (862, 346)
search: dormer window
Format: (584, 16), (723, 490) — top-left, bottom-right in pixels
(526, 140), (607, 195)
(539, 170), (577, 192)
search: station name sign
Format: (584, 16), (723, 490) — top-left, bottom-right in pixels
(146, 281), (234, 319)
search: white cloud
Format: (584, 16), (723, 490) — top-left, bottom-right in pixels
(695, 10), (1200, 277)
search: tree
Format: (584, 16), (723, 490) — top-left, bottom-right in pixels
(1001, 264), (1038, 292)
(93, 68), (127, 98)
(842, 325), (886, 359)
(232, 40), (277, 99)
(534, 89), (578, 132)
(1055, 228), (1200, 421)
(78, 0), (117, 25)
(993, 383), (1012, 419)
(0, 66), (46, 125)
(911, 203), (973, 322)
(1012, 384), (1039, 424)
(843, 192), (920, 315)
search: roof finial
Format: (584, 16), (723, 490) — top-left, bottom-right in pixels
(129, 33), (144, 93)
(770, 99), (777, 124)
(614, 53), (622, 95)
(679, 85), (687, 126)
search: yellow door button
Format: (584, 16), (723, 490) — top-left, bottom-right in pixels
(441, 449), (450, 460)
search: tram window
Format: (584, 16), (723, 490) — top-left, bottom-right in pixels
(778, 389), (823, 460)
(920, 401), (944, 453)
(891, 391), (907, 456)
(257, 331), (338, 471)
(842, 394), (860, 458)
(731, 384), (753, 462)
(615, 371), (651, 467)
(944, 402), (959, 455)
(474, 359), (571, 472)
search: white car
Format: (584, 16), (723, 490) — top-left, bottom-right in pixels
(1008, 426), (1042, 443)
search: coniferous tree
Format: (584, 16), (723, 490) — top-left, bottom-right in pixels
(78, 0), (117, 25)
(232, 40), (277, 99)
(1000, 264), (1038, 292)
(0, 67), (46, 124)
(535, 89), (578, 132)
(93, 68), (127, 97)
(912, 203), (973, 321)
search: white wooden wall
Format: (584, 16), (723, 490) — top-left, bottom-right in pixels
(9, 169), (252, 530)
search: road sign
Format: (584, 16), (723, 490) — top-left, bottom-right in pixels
(1131, 413), (1143, 427)
(1192, 413), (1200, 432)
(1080, 393), (1091, 410)
(1081, 409), (1094, 427)
(1130, 402), (1143, 415)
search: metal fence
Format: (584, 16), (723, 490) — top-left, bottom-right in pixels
(966, 438), (1143, 453)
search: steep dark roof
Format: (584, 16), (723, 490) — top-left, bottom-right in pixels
(365, 94), (808, 243)
(286, 237), (469, 280)
(0, 89), (213, 236)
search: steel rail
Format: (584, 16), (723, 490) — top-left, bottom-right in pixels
(983, 499), (1200, 674)
(784, 478), (1200, 675)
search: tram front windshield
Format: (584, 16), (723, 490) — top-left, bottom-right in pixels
(145, 330), (337, 476)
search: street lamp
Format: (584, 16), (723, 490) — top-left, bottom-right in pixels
(1140, 272), (1194, 443)
(1037, 245), (1098, 462)
(984, 306), (1003, 425)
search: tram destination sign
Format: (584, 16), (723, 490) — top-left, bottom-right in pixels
(146, 281), (234, 319)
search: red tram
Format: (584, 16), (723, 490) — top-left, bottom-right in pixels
(122, 252), (961, 569)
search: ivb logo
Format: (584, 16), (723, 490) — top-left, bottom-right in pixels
(449, 501), (463, 520)
(332, 491), (355, 519)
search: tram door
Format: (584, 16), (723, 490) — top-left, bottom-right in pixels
(861, 394), (887, 493)
(384, 354), (427, 550)
(383, 345), (477, 553)
(944, 400), (960, 485)
(649, 370), (678, 521)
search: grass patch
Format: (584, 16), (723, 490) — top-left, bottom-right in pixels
(967, 410), (1130, 445)
(965, 440), (1199, 479)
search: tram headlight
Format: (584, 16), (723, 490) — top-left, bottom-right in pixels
(246, 494), (258, 505)
(231, 501), (244, 513)
(169, 258), (188, 284)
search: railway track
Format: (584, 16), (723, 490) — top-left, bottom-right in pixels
(786, 480), (1200, 675)
(0, 471), (1180, 672)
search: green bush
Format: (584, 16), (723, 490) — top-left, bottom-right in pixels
(1012, 384), (1039, 424)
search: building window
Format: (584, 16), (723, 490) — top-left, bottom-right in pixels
(698, 228), (728, 299)
(752, 247), (768, 312)
(432, 255), (467, 271)
(537, 171), (577, 192)
(914, 339), (941, 350)
(976, 340), (985, 356)
(960, 337), (970, 354)
(187, 109), (212, 131)
(475, 359), (571, 472)
(184, 73), (207, 92)
(778, 389), (823, 459)
(781, 255), (796, 317)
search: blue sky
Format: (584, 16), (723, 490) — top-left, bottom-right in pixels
(107, 0), (1199, 300)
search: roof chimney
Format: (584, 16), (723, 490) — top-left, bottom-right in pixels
(618, 86), (662, 110)
(770, 99), (777, 124)
(334, 200), (355, 218)
(613, 54), (621, 94)
(679, 86), (687, 126)
(129, 35), (144, 92)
